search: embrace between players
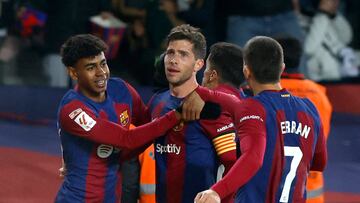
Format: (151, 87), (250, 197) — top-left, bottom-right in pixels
(55, 24), (327, 203)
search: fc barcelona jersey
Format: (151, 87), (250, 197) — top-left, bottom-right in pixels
(205, 89), (326, 203)
(55, 78), (146, 203)
(148, 86), (238, 203)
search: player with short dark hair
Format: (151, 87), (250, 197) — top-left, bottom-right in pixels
(201, 41), (246, 203)
(194, 36), (327, 203)
(202, 42), (245, 98)
(148, 25), (238, 203)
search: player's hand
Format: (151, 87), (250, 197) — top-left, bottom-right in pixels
(59, 166), (66, 178)
(194, 189), (221, 203)
(181, 90), (205, 121)
(59, 158), (66, 178)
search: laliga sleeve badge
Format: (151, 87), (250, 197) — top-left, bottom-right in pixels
(97, 144), (114, 158)
(69, 108), (83, 119)
(74, 111), (96, 131)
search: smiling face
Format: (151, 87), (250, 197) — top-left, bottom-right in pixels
(68, 52), (110, 102)
(164, 39), (203, 87)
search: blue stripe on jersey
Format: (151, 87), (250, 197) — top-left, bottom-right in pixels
(152, 90), (178, 203)
(150, 90), (219, 203)
(183, 122), (218, 203)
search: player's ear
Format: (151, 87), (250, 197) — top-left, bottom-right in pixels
(280, 63), (285, 74)
(210, 69), (218, 82)
(243, 64), (251, 80)
(194, 59), (204, 72)
(68, 67), (78, 81)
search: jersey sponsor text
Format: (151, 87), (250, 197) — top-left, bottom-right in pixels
(156, 143), (181, 155)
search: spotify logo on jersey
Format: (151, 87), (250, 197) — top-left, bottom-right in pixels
(97, 144), (114, 158)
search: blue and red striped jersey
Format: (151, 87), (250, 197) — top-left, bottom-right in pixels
(148, 86), (238, 203)
(55, 78), (148, 203)
(207, 89), (327, 203)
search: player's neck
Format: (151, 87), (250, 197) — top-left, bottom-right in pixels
(170, 78), (198, 98)
(252, 82), (282, 95)
(78, 88), (106, 103)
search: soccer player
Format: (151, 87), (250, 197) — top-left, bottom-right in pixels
(194, 36), (327, 203)
(201, 42), (246, 203)
(277, 36), (332, 203)
(148, 24), (238, 203)
(55, 34), (210, 202)
(202, 42), (246, 100)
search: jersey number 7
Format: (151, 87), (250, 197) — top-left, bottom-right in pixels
(279, 146), (303, 203)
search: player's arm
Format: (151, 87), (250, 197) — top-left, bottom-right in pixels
(193, 86), (241, 118)
(59, 100), (180, 150)
(200, 115), (237, 174)
(209, 99), (267, 200)
(310, 125), (327, 171)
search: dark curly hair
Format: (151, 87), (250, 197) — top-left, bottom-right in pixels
(60, 34), (108, 67)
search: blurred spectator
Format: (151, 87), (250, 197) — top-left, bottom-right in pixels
(0, 0), (46, 85)
(161, 0), (216, 45)
(344, 0), (360, 50)
(223, 0), (304, 47)
(111, 0), (154, 85)
(302, 0), (358, 81)
(42, 0), (112, 87)
(112, 0), (146, 21)
(146, 0), (215, 50)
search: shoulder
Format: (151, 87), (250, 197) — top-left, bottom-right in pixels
(58, 96), (95, 126)
(241, 98), (266, 114)
(59, 89), (81, 107)
(107, 77), (139, 102)
(198, 86), (240, 104)
(107, 77), (130, 92)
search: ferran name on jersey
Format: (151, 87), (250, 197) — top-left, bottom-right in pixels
(119, 110), (129, 126)
(280, 121), (311, 139)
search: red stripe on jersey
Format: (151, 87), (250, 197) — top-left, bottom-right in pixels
(85, 148), (109, 202)
(266, 110), (286, 203)
(85, 110), (110, 202)
(293, 112), (315, 202)
(166, 125), (187, 203)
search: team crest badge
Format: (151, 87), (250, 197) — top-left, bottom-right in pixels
(173, 121), (184, 132)
(119, 110), (129, 126)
